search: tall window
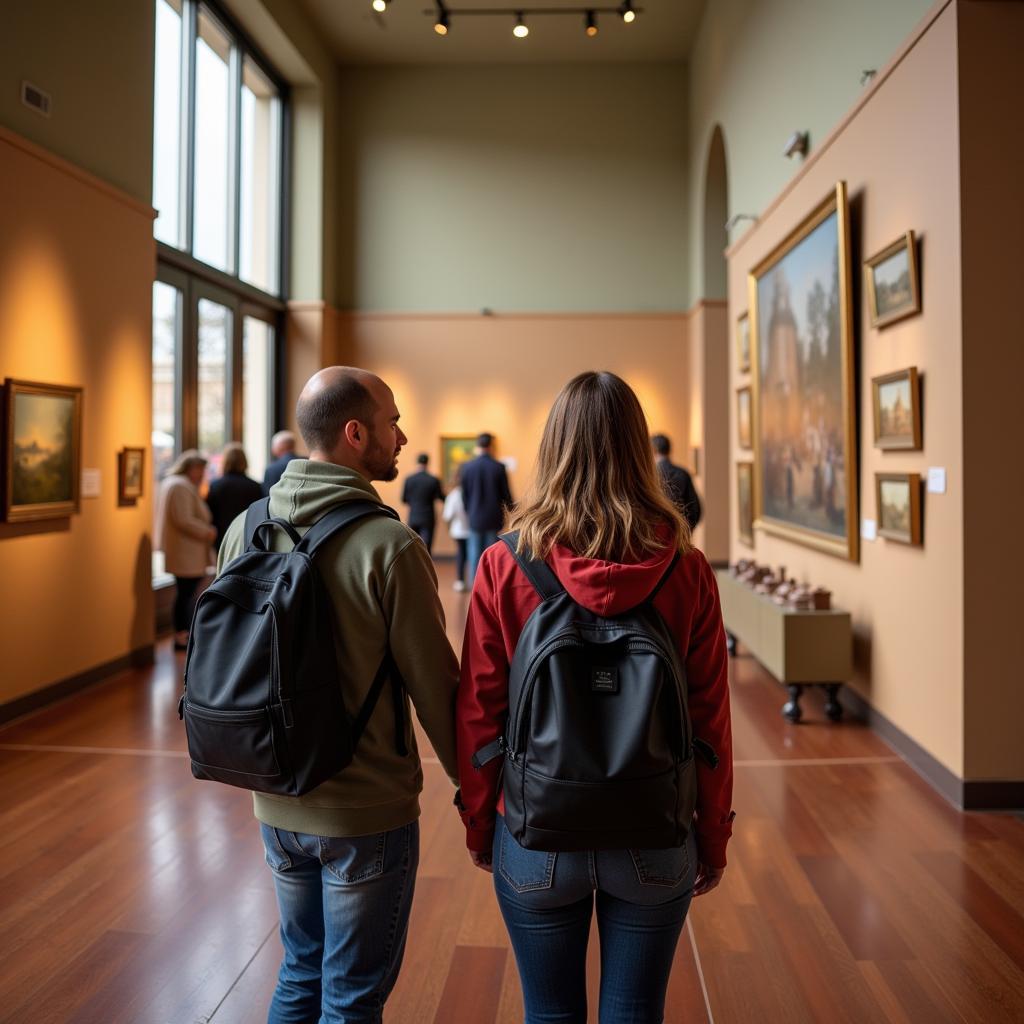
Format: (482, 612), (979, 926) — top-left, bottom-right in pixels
(152, 0), (286, 580)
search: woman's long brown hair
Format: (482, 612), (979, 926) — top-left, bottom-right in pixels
(511, 371), (692, 563)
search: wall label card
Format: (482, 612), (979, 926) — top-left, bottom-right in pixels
(81, 469), (101, 498)
(927, 467), (947, 494)
(861, 518), (878, 541)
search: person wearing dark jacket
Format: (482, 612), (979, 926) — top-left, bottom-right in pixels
(652, 433), (702, 529)
(206, 443), (263, 550)
(457, 373), (733, 1023)
(459, 432), (513, 582)
(262, 430), (299, 495)
(400, 453), (445, 554)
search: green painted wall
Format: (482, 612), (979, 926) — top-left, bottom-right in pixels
(688, 0), (935, 301)
(0, 1), (155, 204)
(336, 63), (688, 313)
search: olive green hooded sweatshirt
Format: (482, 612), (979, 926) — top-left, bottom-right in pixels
(217, 458), (460, 837)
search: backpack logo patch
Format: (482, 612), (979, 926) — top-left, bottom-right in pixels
(591, 666), (618, 694)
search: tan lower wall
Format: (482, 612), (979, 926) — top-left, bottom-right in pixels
(319, 314), (692, 557)
(726, 5), (964, 776)
(0, 128), (155, 704)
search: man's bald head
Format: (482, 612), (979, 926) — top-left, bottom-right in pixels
(296, 367), (381, 456)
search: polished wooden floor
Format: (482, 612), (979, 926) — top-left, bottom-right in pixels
(2, 561), (1023, 1023)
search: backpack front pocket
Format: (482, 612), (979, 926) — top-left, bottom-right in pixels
(183, 701), (280, 781)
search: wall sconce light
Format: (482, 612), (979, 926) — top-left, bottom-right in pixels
(783, 131), (809, 159)
(725, 213), (758, 232)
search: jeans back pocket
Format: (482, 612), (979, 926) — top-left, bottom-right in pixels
(629, 844), (690, 887)
(499, 827), (556, 893)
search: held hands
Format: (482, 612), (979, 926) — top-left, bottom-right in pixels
(469, 850), (493, 874)
(693, 862), (725, 896)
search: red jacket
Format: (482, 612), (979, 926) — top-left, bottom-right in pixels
(456, 536), (734, 868)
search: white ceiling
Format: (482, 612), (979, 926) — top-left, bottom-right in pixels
(298, 0), (707, 65)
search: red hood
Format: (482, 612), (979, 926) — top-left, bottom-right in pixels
(547, 534), (677, 617)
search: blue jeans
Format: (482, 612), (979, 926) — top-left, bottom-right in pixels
(260, 821), (419, 1024)
(467, 529), (499, 583)
(493, 816), (697, 1024)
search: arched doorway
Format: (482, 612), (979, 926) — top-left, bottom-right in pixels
(703, 125), (729, 300)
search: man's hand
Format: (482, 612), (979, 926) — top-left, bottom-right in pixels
(469, 850), (493, 874)
(693, 863), (725, 896)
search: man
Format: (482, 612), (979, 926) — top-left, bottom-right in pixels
(262, 430), (299, 495)
(400, 453), (445, 555)
(218, 367), (459, 1024)
(651, 433), (702, 530)
(459, 432), (513, 582)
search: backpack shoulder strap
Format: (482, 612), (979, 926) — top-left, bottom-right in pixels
(297, 500), (399, 559)
(500, 531), (564, 601)
(644, 550), (681, 606)
(244, 497), (271, 548)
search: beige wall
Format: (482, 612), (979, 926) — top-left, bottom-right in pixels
(726, 4), (965, 775)
(0, 129), (156, 704)
(335, 63), (688, 313)
(957, 1), (1024, 782)
(688, 0), (934, 304)
(333, 314), (689, 555)
(0, 0), (154, 205)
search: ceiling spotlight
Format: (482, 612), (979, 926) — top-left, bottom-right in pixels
(372, 0), (388, 12)
(513, 12), (529, 38)
(434, 10), (449, 34)
(621, 1), (636, 23)
(585, 10), (598, 37)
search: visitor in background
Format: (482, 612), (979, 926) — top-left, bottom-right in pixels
(263, 430), (299, 495)
(456, 373), (733, 1022)
(442, 465), (470, 592)
(156, 450), (216, 651)
(401, 453), (445, 555)
(459, 432), (513, 583)
(651, 433), (702, 530)
(207, 442), (262, 551)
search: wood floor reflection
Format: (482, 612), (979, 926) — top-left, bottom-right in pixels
(1, 560), (1023, 1022)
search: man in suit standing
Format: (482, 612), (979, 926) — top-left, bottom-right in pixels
(651, 434), (702, 530)
(459, 433), (513, 583)
(401, 453), (445, 555)
(263, 430), (299, 495)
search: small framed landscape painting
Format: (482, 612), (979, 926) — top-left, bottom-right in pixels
(871, 367), (921, 450)
(865, 231), (920, 328)
(3, 379), (83, 522)
(736, 387), (752, 449)
(118, 447), (145, 505)
(736, 313), (751, 374)
(876, 472), (922, 545)
(737, 462), (754, 546)
(440, 435), (478, 488)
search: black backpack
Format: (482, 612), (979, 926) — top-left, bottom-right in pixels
(178, 497), (406, 796)
(473, 533), (714, 852)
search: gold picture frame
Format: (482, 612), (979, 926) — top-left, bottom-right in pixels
(440, 435), (479, 488)
(736, 312), (751, 374)
(118, 446), (145, 505)
(736, 386), (752, 449)
(3, 378), (83, 522)
(865, 230), (920, 329)
(737, 461), (754, 546)
(749, 182), (858, 561)
(871, 367), (922, 451)
(876, 472), (922, 545)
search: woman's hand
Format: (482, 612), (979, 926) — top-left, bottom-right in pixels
(693, 862), (725, 896)
(469, 850), (493, 874)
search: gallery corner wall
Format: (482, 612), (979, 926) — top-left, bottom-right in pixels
(0, 127), (156, 709)
(726, 3), (966, 780)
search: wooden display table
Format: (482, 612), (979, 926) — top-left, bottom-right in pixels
(714, 567), (853, 722)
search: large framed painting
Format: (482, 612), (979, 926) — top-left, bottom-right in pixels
(737, 462), (754, 547)
(865, 231), (920, 329)
(871, 367), (921, 450)
(3, 379), (83, 522)
(749, 182), (858, 561)
(440, 435), (478, 488)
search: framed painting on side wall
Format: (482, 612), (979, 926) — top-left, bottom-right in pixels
(736, 313), (751, 374)
(118, 447), (146, 505)
(736, 387), (752, 449)
(749, 181), (858, 561)
(3, 379), (83, 522)
(865, 231), (920, 329)
(440, 435), (478, 489)
(871, 367), (922, 450)
(737, 462), (754, 546)
(876, 472), (922, 545)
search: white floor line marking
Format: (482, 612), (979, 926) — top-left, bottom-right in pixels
(0, 743), (189, 758)
(734, 756), (901, 768)
(687, 916), (715, 1024)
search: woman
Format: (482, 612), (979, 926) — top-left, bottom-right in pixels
(442, 464), (470, 592)
(456, 371), (733, 1023)
(156, 450), (216, 650)
(206, 442), (263, 550)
